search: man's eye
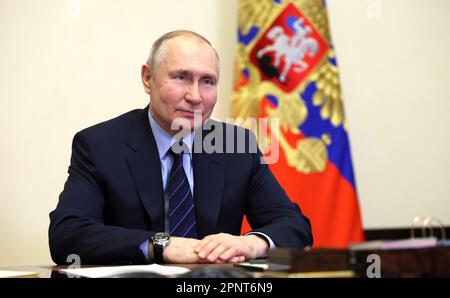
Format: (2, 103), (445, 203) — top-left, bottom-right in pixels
(203, 78), (215, 85)
(176, 74), (186, 80)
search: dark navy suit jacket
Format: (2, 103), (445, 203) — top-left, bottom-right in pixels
(49, 107), (312, 264)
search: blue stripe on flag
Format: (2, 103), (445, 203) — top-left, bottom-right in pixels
(238, 27), (259, 46)
(300, 82), (357, 187)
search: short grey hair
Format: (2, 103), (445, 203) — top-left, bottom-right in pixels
(146, 30), (220, 79)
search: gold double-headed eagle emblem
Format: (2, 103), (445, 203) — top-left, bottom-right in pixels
(232, 0), (347, 174)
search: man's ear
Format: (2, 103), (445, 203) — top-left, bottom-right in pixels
(141, 64), (152, 94)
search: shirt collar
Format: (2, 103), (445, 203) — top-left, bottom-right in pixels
(148, 110), (194, 160)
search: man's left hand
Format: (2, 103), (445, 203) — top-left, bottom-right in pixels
(194, 233), (269, 263)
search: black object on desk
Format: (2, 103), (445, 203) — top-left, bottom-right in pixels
(180, 266), (253, 278)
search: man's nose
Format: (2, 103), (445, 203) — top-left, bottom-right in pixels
(185, 83), (201, 105)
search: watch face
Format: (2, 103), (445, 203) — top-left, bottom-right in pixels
(153, 233), (170, 247)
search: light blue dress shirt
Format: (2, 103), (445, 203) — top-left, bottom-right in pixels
(140, 112), (275, 261)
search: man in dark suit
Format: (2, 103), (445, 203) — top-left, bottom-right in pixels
(49, 30), (312, 265)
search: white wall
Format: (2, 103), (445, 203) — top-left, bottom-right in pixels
(0, 0), (448, 266)
(326, 0), (450, 229)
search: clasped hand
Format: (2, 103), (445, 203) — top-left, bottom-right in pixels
(161, 233), (269, 264)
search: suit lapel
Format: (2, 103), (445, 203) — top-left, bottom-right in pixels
(192, 124), (226, 238)
(125, 107), (165, 231)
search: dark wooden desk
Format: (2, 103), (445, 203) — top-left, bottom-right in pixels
(267, 246), (450, 278)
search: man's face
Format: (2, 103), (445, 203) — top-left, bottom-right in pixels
(142, 36), (218, 135)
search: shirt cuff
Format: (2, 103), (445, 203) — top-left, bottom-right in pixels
(139, 239), (150, 261)
(245, 232), (276, 250)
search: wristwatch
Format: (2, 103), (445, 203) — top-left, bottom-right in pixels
(151, 232), (170, 263)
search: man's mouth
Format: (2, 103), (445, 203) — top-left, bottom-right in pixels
(178, 110), (201, 119)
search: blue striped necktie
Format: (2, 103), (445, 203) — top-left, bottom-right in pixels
(167, 145), (198, 238)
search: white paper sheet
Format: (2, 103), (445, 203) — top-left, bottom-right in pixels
(59, 264), (190, 278)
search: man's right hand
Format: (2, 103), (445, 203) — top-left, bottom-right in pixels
(162, 237), (204, 263)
